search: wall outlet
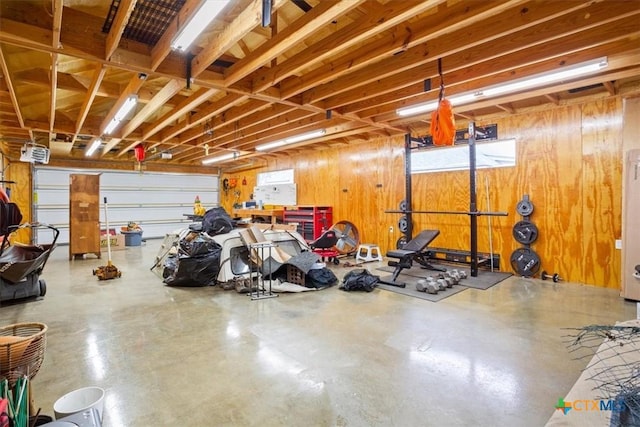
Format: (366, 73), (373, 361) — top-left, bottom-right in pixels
(389, 226), (393, 233)
(615, 239), (622, 250)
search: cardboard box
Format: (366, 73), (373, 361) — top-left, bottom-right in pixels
(100, 229), (125, 251)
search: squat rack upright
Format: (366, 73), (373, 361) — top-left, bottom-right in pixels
(387, 122), (507, 277)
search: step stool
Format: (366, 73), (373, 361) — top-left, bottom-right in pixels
(356, 244), (383, 263)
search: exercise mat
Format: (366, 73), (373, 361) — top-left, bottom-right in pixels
(376, 266), (511, 291)
(377, 274), (468, 302)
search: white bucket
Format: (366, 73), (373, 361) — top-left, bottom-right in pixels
(53, 386), (105, 421)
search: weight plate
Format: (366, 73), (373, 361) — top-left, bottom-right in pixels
(516, 195), (534, 216)
(510, 247), (541, 277)
(396, 236), (408, 249)
(512, 220), (539, 245)
(398, 215), (409, 233)
(399, 200), (408, 212)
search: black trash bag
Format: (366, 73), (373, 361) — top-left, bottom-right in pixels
(305, 267), (338, 289)
(180, 234), (220, 258)
(162, 254), (179, 279)
(163, 237), (222, 287)
(340, 268), (379, 292)
(202, 207), (235, 236)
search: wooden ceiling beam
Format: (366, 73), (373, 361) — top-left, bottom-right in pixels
(49, 53), (58, 133)
(308, 0), (638, 108)
(251, 121), (375, 155)
(24, 119), (73, 135)
(170, 98), (269, 147)
(353, 27), (640, 120)
(52, 0), (63, 49)
(14, 68), (169, 104)
(118, 87), (220, 155)
(224, 0), (367, 86)
(208, 110), (321, 151)
(0, 45), (24, 129)
(150, 0), (201, 70)
(0, 12), (192, 81)
(103, 79), (183, 153)
(105, 0), (137, 61)
(163, 103), (298, 154)
(73, 63), (107, 145)
(251, 0), (445, 93)
(191, 0), (289, 78)
(122, 79), (184, 138)
(495, 104), (516, 114)
(603, 81), (616, 95)
(544, 94), (560, 105)
(159, 93), (248, 143)
(389, 66), (640, 127)
(209, 108), (312, 147)
(278, 0), (527, 100)
(142, 88), (218, 141)
(98, 73), (147, 138)
(232, 117), (353, 152)
(0, 8), (403, 142)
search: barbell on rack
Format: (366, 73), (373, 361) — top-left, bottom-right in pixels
(386, 210), (508, 217)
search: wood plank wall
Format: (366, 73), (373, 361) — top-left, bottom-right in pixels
(3, 161), (32, 244)
(222, 96), (626, 289)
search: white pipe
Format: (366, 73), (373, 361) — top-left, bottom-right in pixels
(485, 176), (494, 271)
(104, 197), (112, 262)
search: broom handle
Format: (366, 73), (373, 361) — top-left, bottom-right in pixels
(104, 197), (112, 261)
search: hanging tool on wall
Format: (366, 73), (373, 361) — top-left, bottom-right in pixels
(430, 58), (456, 146)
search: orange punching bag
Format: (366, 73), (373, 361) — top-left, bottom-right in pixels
(430, 59), (456, 146)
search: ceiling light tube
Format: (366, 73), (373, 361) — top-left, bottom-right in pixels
(85, 138), (102, 157)
(396, 57), (608, 117)
(202, 152), (236, 165)
(478, 57), (608, 98)
(172, 0), (231, 52)
(104, 95), (138, 135)
(256, 129), (326, 151)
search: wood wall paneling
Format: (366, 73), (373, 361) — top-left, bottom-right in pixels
(5, 161), (31, 244)
(220, 97), (625, 289)
(500, 106), (585, 283)
(581, 98), (623, 289)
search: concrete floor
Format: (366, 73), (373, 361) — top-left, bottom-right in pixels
(0, 239), (636, 427)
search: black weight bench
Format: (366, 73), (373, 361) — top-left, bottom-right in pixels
(379, 229), (445, 287)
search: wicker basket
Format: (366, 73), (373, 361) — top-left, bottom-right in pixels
(0, 322), (47, 386)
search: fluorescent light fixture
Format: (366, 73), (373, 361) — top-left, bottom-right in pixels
(397, 93), (477, 117)
(171, 0), (231, 52)
(104, 95), (138, 135)
(85, 138), (102, 157)
(256, 129), (326, 151)
(202, 152), (236, 165)
(397, 57), (608, 117)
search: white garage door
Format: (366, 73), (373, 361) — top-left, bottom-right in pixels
(33, 167), (219, 244)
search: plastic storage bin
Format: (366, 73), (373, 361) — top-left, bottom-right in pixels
(122, 231), (143, 246)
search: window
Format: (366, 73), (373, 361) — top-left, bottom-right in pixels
(411, 139), (516, 174)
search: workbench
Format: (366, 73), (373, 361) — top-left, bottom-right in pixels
(232, 208), (284, 224)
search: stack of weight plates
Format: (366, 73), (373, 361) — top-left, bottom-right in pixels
(510, 195), (541, 277)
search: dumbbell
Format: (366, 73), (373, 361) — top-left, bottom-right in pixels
(456, 269), (468, 279)
(541, 270), (562, 282)
(431, 276), (447, 290)
(443, 271), (460, 285)
(416, 278), (438, 294)
(437, 273), (455, 287)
